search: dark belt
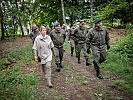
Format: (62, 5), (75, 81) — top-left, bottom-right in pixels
(91, 43), (105, 46)
(78, 41), (85, 44)
(54, 45), (63, 48)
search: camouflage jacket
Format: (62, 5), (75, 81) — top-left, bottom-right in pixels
(50, 29), (66, 47)
(87, 26), (110, 47)
(73, 27), (89, 44)
(68, 26), (77, 40)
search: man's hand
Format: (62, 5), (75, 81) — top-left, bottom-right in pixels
(34, 56), (38, 62)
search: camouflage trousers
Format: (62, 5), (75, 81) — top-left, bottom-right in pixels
(53, 46), (64, 64)
(91, 45), (107, 71)
(70, 38), (75, 48)
(75, 43), (88, 58)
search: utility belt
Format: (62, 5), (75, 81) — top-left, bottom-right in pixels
(91, 42), (105, 46)
(54, 44), (63, 48)
(77, 41), (85, 44)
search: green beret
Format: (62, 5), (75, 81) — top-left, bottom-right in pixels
(94, 18), (102, 24)
(54, 22), (60, 27)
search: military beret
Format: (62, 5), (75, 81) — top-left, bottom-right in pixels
(94, 18), (102, 24)
(54, 22), (60, 27)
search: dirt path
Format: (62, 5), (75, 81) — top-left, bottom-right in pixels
(0, 29), (133, 100)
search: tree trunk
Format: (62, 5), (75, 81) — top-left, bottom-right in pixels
(15, 0), (24, 36)
(61, 0), (66, 24)
(0, 4), (5, 40)
(90, 0), (94, 19)
(19, 19), (24, 36)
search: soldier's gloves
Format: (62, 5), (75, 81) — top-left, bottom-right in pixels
(34, 56), (38, 62)
(107, 45), (110, 50)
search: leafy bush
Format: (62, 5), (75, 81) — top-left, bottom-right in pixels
(0, 67), (38, 100)
(102, 27), (133, 93)
(0, 45), (38, 99)
(112, 26), (133, 63)
(0, 61), (7, 70)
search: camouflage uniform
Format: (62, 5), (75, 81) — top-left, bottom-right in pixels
(68, 24), (77, 56)
(73, 26), (91, 65)
(50, 28), (66, 71)
(87, 25), (110, 79)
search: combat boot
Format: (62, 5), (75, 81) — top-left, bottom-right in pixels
(71, 47), (74, 56)
(96, 70), (103, 79)
(59, 62), (63, 68)
(77, 53), (81, 64)
(56, 63), (61, 72)
(86, 58), (92, 66)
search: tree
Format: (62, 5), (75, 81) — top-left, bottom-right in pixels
(90, 0), (94, 19)
(61, 0), (66, 24)
(0, 1), (5, 40)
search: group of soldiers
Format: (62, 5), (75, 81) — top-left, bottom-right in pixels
(67, 19), (110, 79)
(30, 18), (110, 87)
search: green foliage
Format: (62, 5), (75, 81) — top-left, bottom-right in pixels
(96, 0), (133, 26)
(112, 33), (133, 63)
(0, 44), (38, 99)
(0, 61), (7, 70)
(112, 79), (133, 94)
(102, 27), (133, 93)
(4, 44), (33, 66)
(0, 67), (38, 100)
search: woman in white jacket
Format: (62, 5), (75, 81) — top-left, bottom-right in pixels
(32, 26), (54, 88)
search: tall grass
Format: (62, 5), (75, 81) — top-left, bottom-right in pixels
(102, 26), (133, 93)
(0, 45), (38, 100)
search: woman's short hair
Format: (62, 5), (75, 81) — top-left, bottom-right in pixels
(40, 26), (46, 31)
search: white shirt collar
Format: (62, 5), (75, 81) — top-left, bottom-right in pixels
(39, 34), (48, 39)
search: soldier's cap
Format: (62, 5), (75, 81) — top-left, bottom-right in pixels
(94, 18), (102, 24)
(54, 22), (60, 27)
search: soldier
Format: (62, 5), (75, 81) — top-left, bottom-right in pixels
(32, 26), (54, 88)
(50, 22), (66, 72)
(46, 25), (52, 35)
(61, 24), (68, 35)
(29, 24), (40, 44)
(87, 18), (110, 79)
(68, 23), (77, 56)
(73, 20), (91, 65)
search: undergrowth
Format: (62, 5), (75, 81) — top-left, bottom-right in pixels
(102, 25), (133, 94)
(0, 45), (38, 100)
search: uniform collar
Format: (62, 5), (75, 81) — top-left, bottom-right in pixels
(55, 29), (61, 33)
(94, 26), (104, 31)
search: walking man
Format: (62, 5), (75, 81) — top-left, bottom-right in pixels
(29, 24), (40, 44)
(87, 18), (110, 79)
(50, 22), (66, 72)
(68, 23), (77, 56)
(73, 20), (91, 65)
